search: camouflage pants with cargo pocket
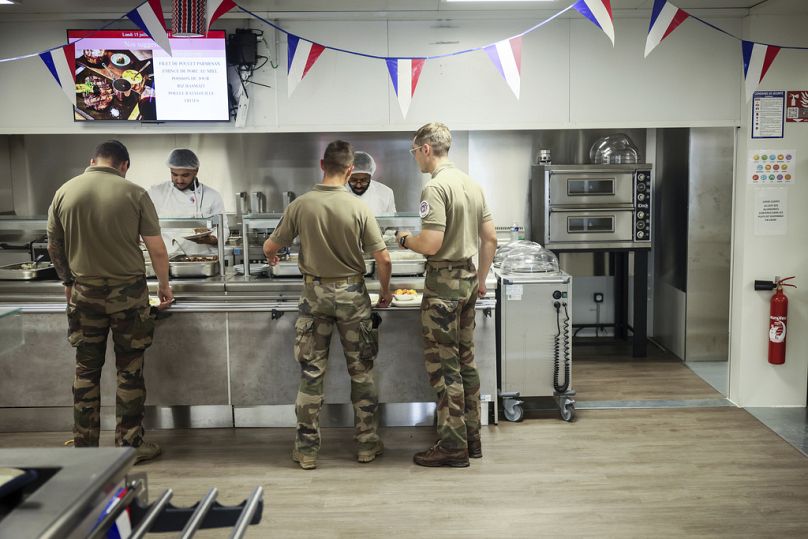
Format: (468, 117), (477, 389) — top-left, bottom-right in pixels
(421, 261), (481, 451)
(294, 277), (380, 457)
(67, 276), (154, 448)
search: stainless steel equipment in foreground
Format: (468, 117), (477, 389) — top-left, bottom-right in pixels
(496, 242), (575, 422)
(0, 448), (263, 538)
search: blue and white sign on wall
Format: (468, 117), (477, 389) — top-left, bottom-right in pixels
(752, 90), (785, 139)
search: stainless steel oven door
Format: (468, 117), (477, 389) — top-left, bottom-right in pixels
(548, 208), (634, 243)
(549, 170), (634, 206)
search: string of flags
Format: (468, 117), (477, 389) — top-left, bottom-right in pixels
(5, 0), (807, 115)
(644, 0), (808, 101)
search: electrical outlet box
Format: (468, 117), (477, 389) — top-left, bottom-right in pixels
(593, 292), (604, 303)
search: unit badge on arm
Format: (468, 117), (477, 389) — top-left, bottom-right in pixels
(419, 201), (430, 218)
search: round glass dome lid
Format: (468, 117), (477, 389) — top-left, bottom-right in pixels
(494, 240), (538, 267)
(590, 133), (640, 165)
(500, 241), (560, 274)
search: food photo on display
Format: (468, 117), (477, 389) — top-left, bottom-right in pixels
(74, 48), (155, 121)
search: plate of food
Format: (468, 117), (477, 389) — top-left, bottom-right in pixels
(392, 289), (422, 306)
(110, 53), (131, 67)
(183, 229), (213, 240)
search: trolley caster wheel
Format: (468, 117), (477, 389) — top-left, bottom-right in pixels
(560, 400), (576, 422)
(503, 401), (524, 422)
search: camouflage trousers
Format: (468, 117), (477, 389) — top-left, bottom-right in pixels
(67, 276), (154, 448)
(294, 276), (380, 457)
(421, 261), (481, 451)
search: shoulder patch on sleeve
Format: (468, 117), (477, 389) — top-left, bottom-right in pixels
(419, 200), (430, 218)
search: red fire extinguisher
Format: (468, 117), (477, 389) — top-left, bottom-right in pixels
(767, 276), (796, 365)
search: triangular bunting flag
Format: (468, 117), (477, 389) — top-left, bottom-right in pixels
(206, 0), (236, 33)
(127, 0), (172, 56)
(742, 40), (781, 102)
(39, 44), (76, 107)
(573, 0), (615, 46)
(287, 34), (325, 98)
(386, 58), (425, 118)
(484, 36), (522, 99)
(645, 0), (689, 57)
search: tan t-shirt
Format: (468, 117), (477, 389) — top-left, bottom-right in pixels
(47, 166), (161, 283)
(269, 184), (385, 278)
(420, 162), (493, 262)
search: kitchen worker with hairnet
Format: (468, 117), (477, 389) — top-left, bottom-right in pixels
(346, 151), (397, 216)
(147, 148), (228, 256)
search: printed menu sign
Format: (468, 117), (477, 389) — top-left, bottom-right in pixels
(752, 91), (785, 139)
(748, 150), (796, 185)
(786, 91), (808, 123)
(754, 189), (787, 236)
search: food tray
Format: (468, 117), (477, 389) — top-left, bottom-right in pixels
(269, 261), (302, 277)
(168, 256), (219, 278)
(390, 259), (425, 276)
(0, 262), (58, 281)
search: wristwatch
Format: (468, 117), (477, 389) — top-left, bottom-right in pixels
(399, 234), (409, 249)
(63, 279), (75, 287)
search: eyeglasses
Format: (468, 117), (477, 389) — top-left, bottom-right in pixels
(409, 144), (425, 155)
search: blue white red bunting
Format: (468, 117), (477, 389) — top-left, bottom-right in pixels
(386, 58), (425, 119)
(742, 41), (781, 102)
(484, 37), (522, 99)
(206, 0), (236, 33)
(644, 0), (689, 57)
(573, 0), (615, 46)
(126, 0), (172, 56)
(39, 44), (76, 106)
(287, 35), (325, 98)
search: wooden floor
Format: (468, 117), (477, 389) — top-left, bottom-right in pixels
(572, 342), (724, 401)
(3, 407), (808, 537)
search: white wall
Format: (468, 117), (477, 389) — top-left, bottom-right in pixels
(729, 14), (808, 407)
(0, 13), (743, 133)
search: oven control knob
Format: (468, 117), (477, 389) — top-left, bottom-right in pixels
(637, 211), (646, 220)
(636, 231), (646, 239)
(638, 173), (646, 181)
(637, 221), (646, 230)
(637, 193), (646, 202)
(637, 183), (647, 192)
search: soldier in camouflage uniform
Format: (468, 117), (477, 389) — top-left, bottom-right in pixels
(397, 123), (498, 468)
(264, 140), (393, 470)
(47, 140), (173, 463)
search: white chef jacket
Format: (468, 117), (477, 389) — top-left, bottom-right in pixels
(347, 180), (397, 216)
(146, 181), (228, 256)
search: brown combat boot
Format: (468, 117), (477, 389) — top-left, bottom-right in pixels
(467, 438), (482, 459)
(413, 443), (469, 468)
(357, 441), (384, 463)
(292, 449), (317, 470)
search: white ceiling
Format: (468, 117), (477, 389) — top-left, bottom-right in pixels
(0, 0), (784, 18)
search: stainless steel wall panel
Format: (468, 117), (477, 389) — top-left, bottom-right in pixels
(685, 128), (733, 363)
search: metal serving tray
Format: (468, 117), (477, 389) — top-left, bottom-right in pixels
(168, 256), (220, 278)
(390, 259), (425, 276)
(0, 262), (58, 280)
(269, 259), (375, 278)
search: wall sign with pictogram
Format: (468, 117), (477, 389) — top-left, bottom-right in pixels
(786, 91), (808, 123)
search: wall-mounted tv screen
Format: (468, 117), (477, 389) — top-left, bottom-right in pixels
(67, 30), (229, 122)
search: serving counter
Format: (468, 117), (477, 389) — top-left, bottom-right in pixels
(0, 274), (498, 431)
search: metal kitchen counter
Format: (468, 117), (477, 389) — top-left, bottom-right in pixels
(0, 274), (498, 430)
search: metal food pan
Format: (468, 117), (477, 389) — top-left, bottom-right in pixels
(0, 262), (59, 281)
(169, 260), (219, 278)
(269, 262), (302, 277)
(390, 260), (425, 276)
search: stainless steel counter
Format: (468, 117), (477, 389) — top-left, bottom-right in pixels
(0, 273), (499, 430)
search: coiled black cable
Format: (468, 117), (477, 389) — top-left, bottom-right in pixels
(553, 302), (571, 393)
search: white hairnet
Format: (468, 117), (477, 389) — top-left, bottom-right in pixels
(166, 148), (200, 169)
(352, 151), (376, 177)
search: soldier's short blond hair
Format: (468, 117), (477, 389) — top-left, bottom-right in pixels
(413, 122), (452, 157)
(322, 140), (354, 176)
